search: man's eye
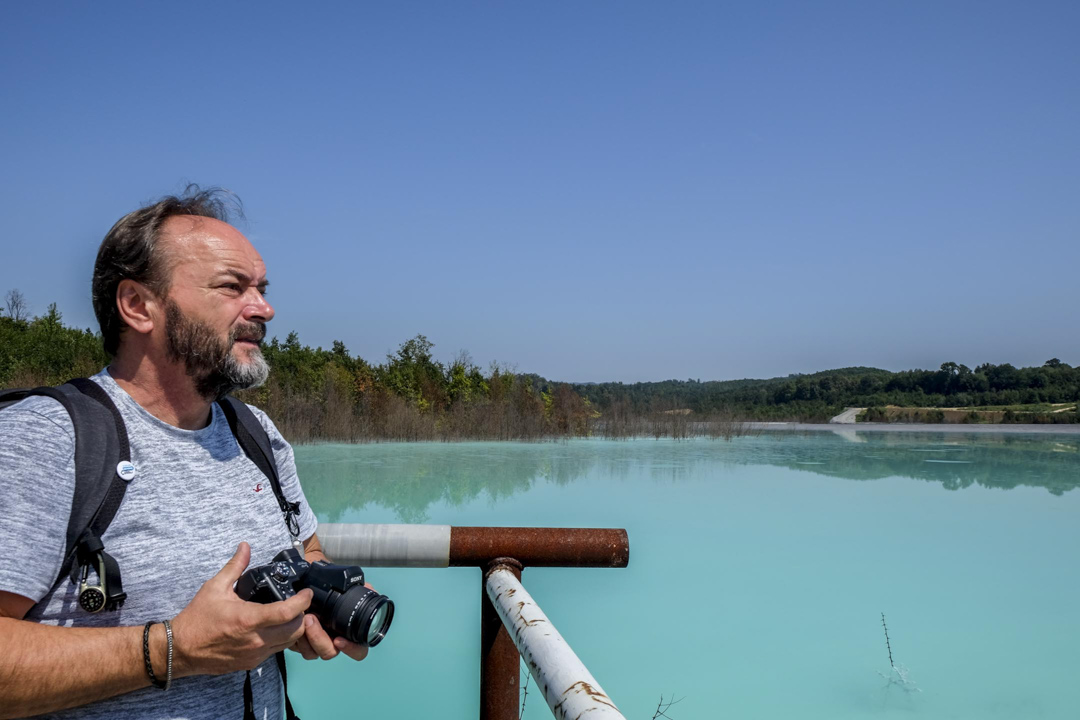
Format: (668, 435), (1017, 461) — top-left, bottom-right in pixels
(257, 286), (269, 296)
(221, 283), (242, 292)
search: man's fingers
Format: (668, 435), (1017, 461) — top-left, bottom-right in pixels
(333, 636), (369, 662)
(212, 542), (251, 588)
(290, 634), (319, 661)
(301, 615), (339, 660)
(260, 611), (307, 650)
(252, 589), (312, 627)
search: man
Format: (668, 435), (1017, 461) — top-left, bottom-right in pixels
(0, 188), (365, 719)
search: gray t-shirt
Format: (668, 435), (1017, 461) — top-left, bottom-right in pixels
(0, 369), (318, 720)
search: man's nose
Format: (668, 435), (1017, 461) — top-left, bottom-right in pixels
(242, 288), (275, 323)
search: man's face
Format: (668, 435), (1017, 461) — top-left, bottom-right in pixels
(156, 216), (275, 401)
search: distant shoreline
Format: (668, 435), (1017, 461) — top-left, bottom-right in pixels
(289, 424), (1080, 446)
(754, 422), (1080, 435)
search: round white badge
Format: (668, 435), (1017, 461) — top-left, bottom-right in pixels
(116, 461), (136, 482)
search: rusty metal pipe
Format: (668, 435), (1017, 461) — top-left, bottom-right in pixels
(485, 564), (626, 720)
(480, 559), (522, 720)
(450, 526), (629, 568)
(319, 524), (629, 569)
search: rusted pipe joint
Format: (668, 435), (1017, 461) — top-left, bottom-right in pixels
(484, 556), (523, 578)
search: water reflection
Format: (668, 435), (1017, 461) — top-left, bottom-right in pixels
(765, 431), (1080, 494)
(296, 432), (1080, 521)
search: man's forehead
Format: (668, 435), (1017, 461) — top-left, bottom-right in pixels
(160, 216), (266, 276)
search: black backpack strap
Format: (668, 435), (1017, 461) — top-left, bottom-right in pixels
(217, 396), (302, 539)
(64, 379), (132, 574)
(1, 380), (131, 609)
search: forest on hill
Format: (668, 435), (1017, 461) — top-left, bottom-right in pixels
(2, 295), (1078, 442)
(569, 361), (1080, 422)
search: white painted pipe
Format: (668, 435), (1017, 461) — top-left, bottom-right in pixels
(319, 523), (451, 567)
(485, 566), (626, 720)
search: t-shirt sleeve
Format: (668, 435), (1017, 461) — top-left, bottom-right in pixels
(247, 405), (318, 542)
(0, 398), (76, 603)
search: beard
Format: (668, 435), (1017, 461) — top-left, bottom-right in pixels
(164, 299), (270, 401)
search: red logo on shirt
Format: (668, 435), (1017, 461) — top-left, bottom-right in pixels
(254, 483), (264, 493)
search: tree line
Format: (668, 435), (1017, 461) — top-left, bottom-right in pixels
(2, 293), (1077, 441)
(0, 303), (602, 442)
(571, 361), (1080, 422)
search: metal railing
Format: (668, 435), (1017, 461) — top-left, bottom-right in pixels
(320, 523), (630, 720)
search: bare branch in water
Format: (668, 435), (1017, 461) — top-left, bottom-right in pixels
(519, 664), (530, 719)
(878, 613), (921, 693)
(651, 693), (685, 719)
(881, 612), (894, 667)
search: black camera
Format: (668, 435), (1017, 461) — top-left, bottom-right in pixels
(235, 547), (394, 647)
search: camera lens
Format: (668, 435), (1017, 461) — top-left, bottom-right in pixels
(366, 602), (392, 645)
(325, 585), (395, 647)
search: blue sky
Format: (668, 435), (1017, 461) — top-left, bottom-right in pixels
(1, 1), (1077, 382)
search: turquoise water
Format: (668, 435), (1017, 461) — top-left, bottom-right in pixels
(286, 432), (1080, 719)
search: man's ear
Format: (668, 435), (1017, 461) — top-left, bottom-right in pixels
(115, 279), (159, 337)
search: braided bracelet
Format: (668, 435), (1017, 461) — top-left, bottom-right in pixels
(143, 621), (165, 689)
(142, 621), (174, 690)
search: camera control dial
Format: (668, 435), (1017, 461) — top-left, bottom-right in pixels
(271, 562), (292, 582)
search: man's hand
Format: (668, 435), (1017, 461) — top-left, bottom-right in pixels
(292, 531), (370, 662)
(290, 613), (370, 662)
(290, 577), (374, 662)
(171, 542), (312, 676)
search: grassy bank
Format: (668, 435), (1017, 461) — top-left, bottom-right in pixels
(858, 405), (1080, 425)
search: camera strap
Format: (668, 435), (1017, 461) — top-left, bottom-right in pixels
(217, 396), (302, 539)
(219, 396), (304, 719)
(243, 652), (299, 720)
